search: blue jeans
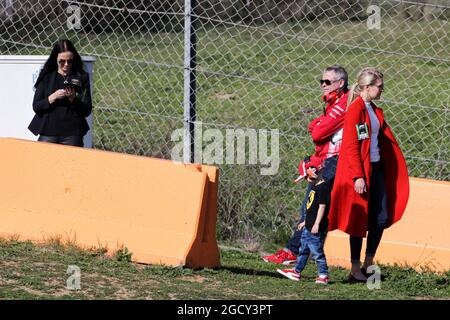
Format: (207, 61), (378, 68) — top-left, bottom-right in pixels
(295, 229), (328, 276)
(286, 182), (313, 254)
(286, 155), (338, 255)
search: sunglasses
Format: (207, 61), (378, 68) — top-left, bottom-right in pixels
(320, 79), (339, 86)
(57, 59), (73, 65)
(373, 83), (384, 89)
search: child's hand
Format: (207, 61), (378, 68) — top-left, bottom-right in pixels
(306, 167), (318, 179)
(294, 167), (318, 183)
(311, 224), (319, 234)
(297, 221), (305, 231)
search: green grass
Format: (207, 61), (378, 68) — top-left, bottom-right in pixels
(0, 240), (448, 300)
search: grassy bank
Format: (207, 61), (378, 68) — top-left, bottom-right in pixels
(0, 240), (448, 300)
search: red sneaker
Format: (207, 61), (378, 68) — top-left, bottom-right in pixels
(315, 275), (329, 285)
(277, 268), (301, 281)
(262, 249), (297, 265)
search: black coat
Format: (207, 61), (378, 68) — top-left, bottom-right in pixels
(28, 70), (92, 136)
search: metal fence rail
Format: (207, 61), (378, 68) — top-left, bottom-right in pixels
(1, 0), (448, 245)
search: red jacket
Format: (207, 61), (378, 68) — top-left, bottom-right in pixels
(308, 91), (348, 162)
(328, 96), (409, 237)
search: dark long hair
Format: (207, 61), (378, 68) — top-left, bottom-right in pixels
(34, 39), (84, 88)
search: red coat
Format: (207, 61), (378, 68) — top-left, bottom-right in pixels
(328, 96), (410, 237)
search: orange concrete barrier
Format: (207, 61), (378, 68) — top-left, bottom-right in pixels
(0, 138), (220, 268)
(325, 177), (450, 272)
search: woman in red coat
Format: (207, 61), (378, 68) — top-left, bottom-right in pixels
(328, 68), (409, 281)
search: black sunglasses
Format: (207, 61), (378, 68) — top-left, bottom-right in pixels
(320, 79), (339, 86)
(57, 59), (73, 65)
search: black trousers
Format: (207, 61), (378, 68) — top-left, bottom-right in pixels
(350, 161), (388, 263)
(38, 135), (84, 147)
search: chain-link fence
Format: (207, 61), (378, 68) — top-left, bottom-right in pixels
(1, 0), (449, 246)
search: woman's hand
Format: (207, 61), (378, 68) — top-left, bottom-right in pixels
(48, 89), (67, 104)
(354, 178), (367, 194)
(65, 87), (76, 104)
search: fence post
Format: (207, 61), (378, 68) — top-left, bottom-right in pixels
(183, 0), (197, 163)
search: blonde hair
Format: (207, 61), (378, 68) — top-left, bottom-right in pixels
(347, 67), (384, 107)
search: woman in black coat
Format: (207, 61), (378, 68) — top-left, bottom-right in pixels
(28, 39), (92, 147)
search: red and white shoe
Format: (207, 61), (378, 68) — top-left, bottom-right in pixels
(262, 249), (297, 265)
(276, 268), (301, 281)
(315, 274), (329, 285)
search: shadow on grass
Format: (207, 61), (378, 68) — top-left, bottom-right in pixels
(219, 265), (283, 279)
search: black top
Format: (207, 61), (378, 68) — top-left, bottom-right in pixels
(28, 71), (92, 136)
(305, 181), (331, 233)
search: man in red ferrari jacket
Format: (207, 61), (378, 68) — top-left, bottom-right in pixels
(263, 65), (350, 265)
